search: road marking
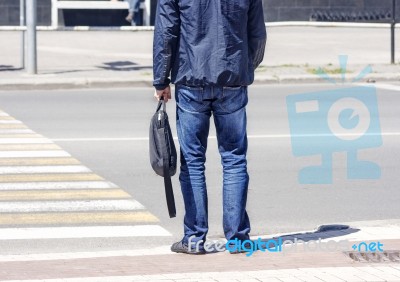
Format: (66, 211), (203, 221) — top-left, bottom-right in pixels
(0, 157), (81, 166)
(0, 138), (53, 144)
(0, 144), (61, 151)
(0, 165), (92, 174)
(0, 199), (144, 212)
(0, 129), (34, 134)
(0, 181), (117, 190)
(0, 124), (27, 129)
(0, 189), (131, 201)
(0, 173), (103, 182)
(0, 120), (22, 124)
(0, 211), (159, 225)
(0, 109), (163, 233)
(0, 116), (14, 120)
(0, 134), (43, 138)
(248, 132), (400, 138)
(0, 225), (170, 240)
(0, 151), (70, 158)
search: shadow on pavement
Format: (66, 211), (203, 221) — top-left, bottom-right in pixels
(98, 61), (152, 71)
(42, 69), (100, 75)
(0, 65), (22, 72)
(267, 224), (360, 242)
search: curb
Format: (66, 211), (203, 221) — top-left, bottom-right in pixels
(255, 73), (400, 85)
(253, 73), (400, 85)
(1, 73), (399, 91)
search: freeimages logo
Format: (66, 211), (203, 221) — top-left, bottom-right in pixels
(286, 56), (382, 184)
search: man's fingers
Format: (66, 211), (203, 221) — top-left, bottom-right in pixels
(154, 86), (171, 102)
(154, 90), (164, 101)
(163, 92), (169, 102)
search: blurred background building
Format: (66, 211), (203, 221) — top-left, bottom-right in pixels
(0, 0), (399, 26)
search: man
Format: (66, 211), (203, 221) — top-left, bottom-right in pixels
(153, 0), (267, 254)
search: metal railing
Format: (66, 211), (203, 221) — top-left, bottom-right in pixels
(309, 0), (397, 64)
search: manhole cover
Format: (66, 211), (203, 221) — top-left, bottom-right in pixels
(344, 251), (400, 263)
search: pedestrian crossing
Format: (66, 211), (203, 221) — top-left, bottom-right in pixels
(0, 109), (170, 238)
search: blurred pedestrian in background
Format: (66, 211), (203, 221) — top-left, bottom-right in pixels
(125, 0), (144, 26)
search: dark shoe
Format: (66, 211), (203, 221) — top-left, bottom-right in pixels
(229, 248), (247, 254)
(171, 240), (206, 255)
(228, 243), (249, 254)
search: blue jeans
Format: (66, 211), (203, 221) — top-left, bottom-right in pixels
(175, 85), (251, 248)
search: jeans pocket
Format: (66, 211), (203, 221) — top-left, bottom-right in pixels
(220, 86), (248, 114)
(176, 85), (205, 113)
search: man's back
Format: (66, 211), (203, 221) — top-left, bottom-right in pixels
(153, 0), (266, 90)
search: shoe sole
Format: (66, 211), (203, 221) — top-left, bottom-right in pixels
(171, 248), (206, 255)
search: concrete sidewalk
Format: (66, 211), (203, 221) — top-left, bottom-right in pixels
(1, 224), (400, 281)
(0, 26), (399, 90)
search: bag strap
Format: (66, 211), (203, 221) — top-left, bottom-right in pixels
(156, 97), (167, 113)
(158, 99), (176, 218)
(162, 150), (176, 218)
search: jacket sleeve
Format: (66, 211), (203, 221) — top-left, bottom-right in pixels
(153, 0), (180, 90)
(247, 0), (267, 70)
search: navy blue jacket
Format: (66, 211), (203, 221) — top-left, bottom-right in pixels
(153, 0), (267, 90)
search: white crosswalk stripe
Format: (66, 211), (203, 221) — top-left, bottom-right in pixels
(0, 199), (145, 212)
(0, 129), (34, 134)
(0, 181), (118, 190)
(0, 151), (71, 158)
(0, 110), (169, 238)
(0, 120), (22, 124)
(0, 138), (53, 144)
(0, 165), (92, 174)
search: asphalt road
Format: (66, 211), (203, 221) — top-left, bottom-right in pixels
(0, 83), (399, 254)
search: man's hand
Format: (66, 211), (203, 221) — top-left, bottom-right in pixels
(154, 86), (172, 102)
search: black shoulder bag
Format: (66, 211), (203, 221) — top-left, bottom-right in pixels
(149, 97), (177, 218)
